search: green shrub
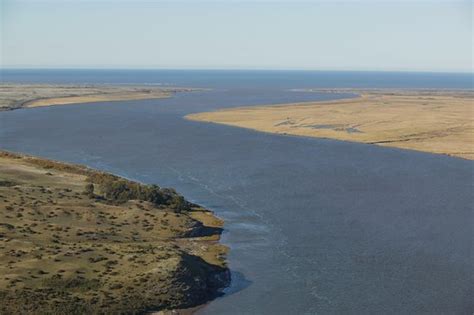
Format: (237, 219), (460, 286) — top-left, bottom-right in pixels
(87, 174), (190, 212)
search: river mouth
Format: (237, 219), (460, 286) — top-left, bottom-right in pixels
(1, 71), (473, 314)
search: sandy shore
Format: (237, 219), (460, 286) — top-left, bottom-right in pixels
(187, 89), (474, 160)
(0, 151), (229, 314)
(0, 84), (200, 110)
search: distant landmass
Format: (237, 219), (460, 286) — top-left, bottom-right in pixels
(0, 84), (200, 111)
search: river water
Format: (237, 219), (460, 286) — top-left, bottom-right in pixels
(1, 70), (473, 314)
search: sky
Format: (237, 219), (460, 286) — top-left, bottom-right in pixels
(1, 0), (472, 72)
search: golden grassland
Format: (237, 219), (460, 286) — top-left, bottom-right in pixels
(187, 89), (474, 160)
(0, 151), (229, 314)
(0, 84), (199, 110)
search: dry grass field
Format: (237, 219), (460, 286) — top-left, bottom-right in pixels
(0, 84), (198, 110)
(187, 90), (474, 159)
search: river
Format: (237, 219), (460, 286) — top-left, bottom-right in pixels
(1, 70), (473, 314)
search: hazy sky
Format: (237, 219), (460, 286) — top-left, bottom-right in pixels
(1, 0), (472, 72)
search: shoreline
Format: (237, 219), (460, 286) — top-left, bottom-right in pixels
(0, 150), (230, 314)
(0, 83), (203, 111)
(186, 88), (474, 160)
(3, 85), (472, 160)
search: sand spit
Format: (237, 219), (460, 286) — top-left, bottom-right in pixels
(187, 89), (474, 160)
(0, 84), (201, 110)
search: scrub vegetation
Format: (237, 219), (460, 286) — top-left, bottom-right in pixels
(0, 151), (229, 314)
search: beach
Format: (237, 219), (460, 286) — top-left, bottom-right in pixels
(187, 89), (474, 160)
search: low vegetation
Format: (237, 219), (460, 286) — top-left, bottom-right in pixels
(0, 151), (229, 314)
(86, 173), (191, 212)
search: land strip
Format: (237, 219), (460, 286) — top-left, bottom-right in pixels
(186, 89), (474, 160)
(0, 84), (199, 110)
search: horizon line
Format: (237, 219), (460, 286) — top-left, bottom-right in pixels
(1, 67), (473, 75)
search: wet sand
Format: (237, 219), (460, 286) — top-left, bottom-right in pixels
(187, 89), (474, 159)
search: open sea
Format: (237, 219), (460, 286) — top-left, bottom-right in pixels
(1, 69), (473, 314)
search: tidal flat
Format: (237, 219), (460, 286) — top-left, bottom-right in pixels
(0, 151), (229, 314)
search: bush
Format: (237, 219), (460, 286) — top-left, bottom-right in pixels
(86, 174), (190, 212)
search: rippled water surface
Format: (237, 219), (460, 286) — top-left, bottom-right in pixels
(1, 70), (473, 314)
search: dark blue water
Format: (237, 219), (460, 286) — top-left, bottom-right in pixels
(1, 69), (473, 89)
(1, 70), (473, 314)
